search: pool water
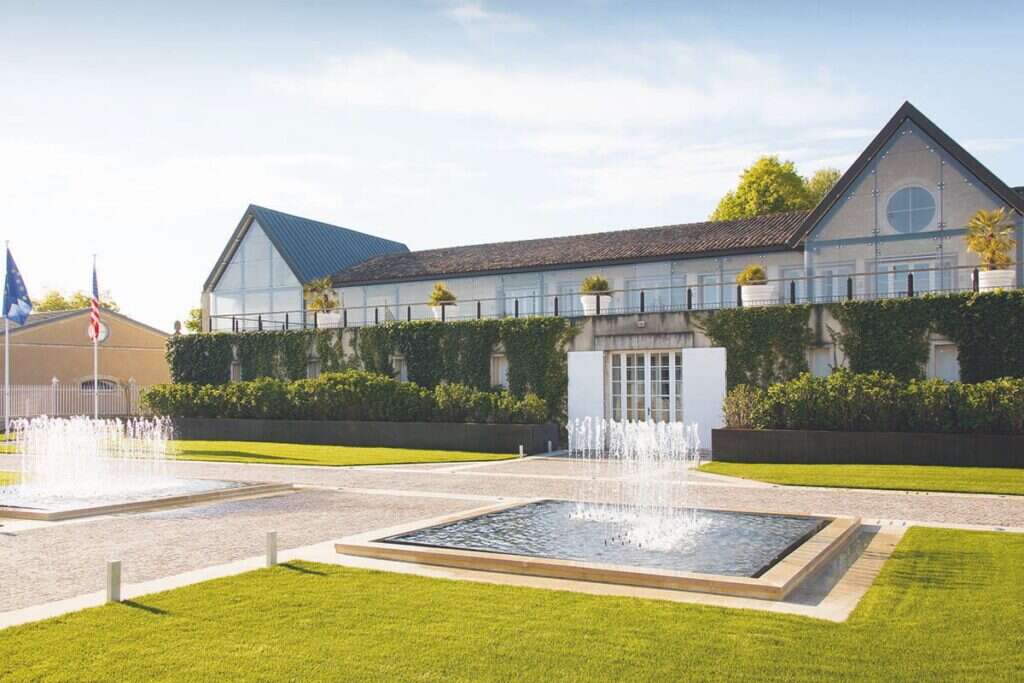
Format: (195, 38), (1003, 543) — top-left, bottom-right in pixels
(385, 500), (827, 578)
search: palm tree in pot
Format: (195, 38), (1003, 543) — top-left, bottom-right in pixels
(429, 282), (458, 320)
(304, 277), (341, 327)
(580, 275), (611, 316)
(966, 208), (1017, 291)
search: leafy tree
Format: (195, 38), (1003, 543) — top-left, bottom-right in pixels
(185, 307), (203, 333)
(710, 156), (812, 221)
(806, 168), (842, 204)
(34, 289), (119, 312)
(710, 157), (843, 221)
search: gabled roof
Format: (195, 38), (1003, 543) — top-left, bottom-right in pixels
(332, 210), (810, 286)
(204, 205), (409, 291)
(798, 101), (1024, 240)
(2, 308), (169, 337)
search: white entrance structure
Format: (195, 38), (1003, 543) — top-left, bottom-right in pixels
(567, 347), (727, 453)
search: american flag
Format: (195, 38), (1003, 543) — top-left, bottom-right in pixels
(89, 261), (101, 342)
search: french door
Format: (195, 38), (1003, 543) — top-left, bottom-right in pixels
(608, 351), (683, 422)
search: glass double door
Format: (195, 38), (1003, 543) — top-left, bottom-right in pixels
(609, 351), (682, 422)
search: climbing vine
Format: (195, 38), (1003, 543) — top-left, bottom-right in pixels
(165, 333), (233, 385)
(828, 298), (933, 381)
(698, 305), (813, 388)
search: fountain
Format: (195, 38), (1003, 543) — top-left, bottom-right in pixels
(0, 416), (291, 520)
(337, 417), (862, 600)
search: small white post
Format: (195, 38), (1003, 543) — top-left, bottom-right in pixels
(106, 560), (122, 603)
(266, 531), (278, 567)
(518, 444), (525, 458)
(547, 440), (553, 453)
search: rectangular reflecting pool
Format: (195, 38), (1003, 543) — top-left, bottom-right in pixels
(337, 499), (861, 600)
(384, 500), (826, 578)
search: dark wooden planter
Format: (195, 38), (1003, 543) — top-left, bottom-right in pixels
(172, 418), (559, 455)
(712, 428), (1024, 468)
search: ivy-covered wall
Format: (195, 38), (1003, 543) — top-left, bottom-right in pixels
(829, 290), (1024, 382)
(698, 305), (813, 388)
(166, 319), (574, 420)
(697, 290), (1024, 387)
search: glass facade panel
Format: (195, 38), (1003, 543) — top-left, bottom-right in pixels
(212, 220), (306, 329)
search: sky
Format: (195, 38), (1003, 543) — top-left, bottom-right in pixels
(1, 0), (1022, 330)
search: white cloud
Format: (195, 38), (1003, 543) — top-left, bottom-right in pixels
(254, 44), (870, 129)
(961, 137), (1024, 154)
(441, 2), (534, 32)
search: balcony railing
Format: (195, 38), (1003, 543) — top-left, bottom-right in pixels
(208, 263), (1018, 332)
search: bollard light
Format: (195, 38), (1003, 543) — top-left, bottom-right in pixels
(266, 531), (278, 567)
(106, 560), (122, 603)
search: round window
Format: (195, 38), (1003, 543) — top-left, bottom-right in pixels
(886, 186), (935, 233)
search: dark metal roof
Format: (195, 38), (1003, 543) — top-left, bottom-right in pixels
(798, 101), (1024, 240)
(1014, 186), (1024, 196)
(331, 210), (809, 286)
(204, 205), (409, 291)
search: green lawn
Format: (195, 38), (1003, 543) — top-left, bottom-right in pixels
(0, 527), (1021, 681)
(700, 462), (1024, 496)
(168, 440), (517, 467)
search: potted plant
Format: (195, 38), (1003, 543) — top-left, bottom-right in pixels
(736, 264), (775, 306)
(579, 275), (611, 316)
(304, 277), (342, 327)
(429, 282), (458, 320)
(966, 207), (1017, 291)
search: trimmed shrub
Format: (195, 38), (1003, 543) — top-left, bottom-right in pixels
(723, 370), (1024, 434)
(142, 370), (550, 425)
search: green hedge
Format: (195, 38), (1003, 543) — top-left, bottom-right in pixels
(167, 319), (573, 421)
(723, 370), (1024, 434)
(142, 370), (548, 424)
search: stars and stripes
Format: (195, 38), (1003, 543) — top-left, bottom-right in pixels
(89, 261), (101, 342)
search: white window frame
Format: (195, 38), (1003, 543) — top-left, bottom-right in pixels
(607, 350), (683, 423)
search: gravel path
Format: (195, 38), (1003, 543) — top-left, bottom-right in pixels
(2, 453), (1023, 613)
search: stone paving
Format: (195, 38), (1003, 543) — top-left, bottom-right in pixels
(2, 453), (1024, 615)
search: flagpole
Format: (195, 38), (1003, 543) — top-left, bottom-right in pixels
(92, 254), (98, 420)
(4, 241), (9, 433)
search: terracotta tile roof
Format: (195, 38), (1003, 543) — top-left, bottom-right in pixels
(332, 210), (809, 286)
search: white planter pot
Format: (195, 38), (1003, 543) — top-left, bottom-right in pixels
(315, 311), (342, 328)
(978, 269), (1016, 292)
(580, 294), (610, 316)
(740, 284), (777, 307)
(431, 303), (458, 321)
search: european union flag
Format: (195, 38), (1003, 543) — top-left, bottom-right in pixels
(3, 248), (33, 326)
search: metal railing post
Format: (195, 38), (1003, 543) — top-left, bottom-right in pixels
(736, 285), (743, 308)
(972, 268), (979, 293)
(284, 313), (289, 330)
(908, 273), (914, 298)
(441, 304), (446, 322)
(477, 301), (482, 319)
(596, 295), (601, 315)
(257, 314), (263, 331)
(789, 281), (796, 304)
(314, 311), (318, 329)
(639, 291), (645, 313)
(407, 305), (412, 322)
(553, 296), (559, 317)
(686, 288), (693, 310)
(847, 277), (854, 301)
(342, 309), (348, 328)
(514, 299), (519, 318)
(374, 307), (379, 325)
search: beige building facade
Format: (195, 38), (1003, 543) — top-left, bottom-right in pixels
(1, 309), (170, 388)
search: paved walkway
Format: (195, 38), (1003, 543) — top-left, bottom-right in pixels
(2, 454), (1023, 620)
